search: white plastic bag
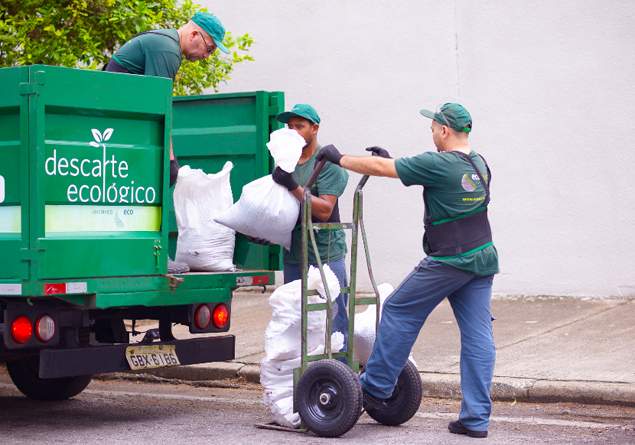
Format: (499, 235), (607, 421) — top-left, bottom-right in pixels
(261, 333), (344, 429)
(174, 162), (236, 272)
(215, 128), (305, 250)
(260, 265), (343, 429)
(353, 283), (417, 366)
(266, 128), (304, 172)
(215, 176), (299, 250)
(264, 265), (341, 361)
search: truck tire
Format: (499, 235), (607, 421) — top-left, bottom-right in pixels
(365, 360), (422, 426)
(295, 359), (363, 437)
(7, 356), (92, 401)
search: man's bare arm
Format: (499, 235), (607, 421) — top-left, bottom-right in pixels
(340, 156), (399, 178)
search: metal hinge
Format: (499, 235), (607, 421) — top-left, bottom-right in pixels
(268, 94), (282, 116)
(19, 70), (46, 96)
(19, 82), (38, 96)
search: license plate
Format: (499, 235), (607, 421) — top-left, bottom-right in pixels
(125, 344), (180, 371)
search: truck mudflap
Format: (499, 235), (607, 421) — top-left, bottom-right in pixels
(38, 335), (235, 379)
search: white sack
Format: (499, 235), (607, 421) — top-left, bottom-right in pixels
(266, 128), (304, 172)
(215, 176), (298, 250)
(265, 265), (341, 361)
(261, 332), (344, 429)
(214, 128), (305, 250)
(354, 283), (417, 367)
(174, 162), (235, 272)
(260, 265), (343, 429)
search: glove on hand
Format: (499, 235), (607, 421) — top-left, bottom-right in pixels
(272, 166), (299, 191)
(365, 146), (392, 158)
(316, 144), (343, 165)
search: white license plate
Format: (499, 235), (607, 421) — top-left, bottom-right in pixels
(125, 344), (180, 371)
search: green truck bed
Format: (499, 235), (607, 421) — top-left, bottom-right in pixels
(0, 65), (284, 396)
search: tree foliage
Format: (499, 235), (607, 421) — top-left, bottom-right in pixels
(0, 0), (254, 95)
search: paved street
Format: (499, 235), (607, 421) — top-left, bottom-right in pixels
(0, 369), (633, 444)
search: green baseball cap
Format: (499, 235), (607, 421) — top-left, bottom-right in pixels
(192, 12), (229, 54)
(276, 104), (321, 125)
(419, 103), (472, 133)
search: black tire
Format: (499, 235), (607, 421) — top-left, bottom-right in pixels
(365, 360), (422, 426)
(295, 359), (363, 437)
(7, 356), (92, 401)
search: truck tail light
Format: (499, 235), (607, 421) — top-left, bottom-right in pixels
(212, 304), (229, 329)
(11, 316), (33, 344)
(35, 315), (56, 342)
(194, 304), (212, 330)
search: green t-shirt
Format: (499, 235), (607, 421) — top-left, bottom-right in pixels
(112, 29), (182, 80)
(284, 146), (349, 265)
(395, 150), (499, 276)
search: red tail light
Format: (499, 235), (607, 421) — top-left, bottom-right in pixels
(212, 304), (229, 329)
(194, 304), (212, 330)
(11, 316), (33, 344)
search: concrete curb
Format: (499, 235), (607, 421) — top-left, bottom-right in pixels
(128, 363), (635, 407)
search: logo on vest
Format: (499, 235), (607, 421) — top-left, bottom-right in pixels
(461, 173), (480, 192)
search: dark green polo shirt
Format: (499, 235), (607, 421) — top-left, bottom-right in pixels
(395, 150), (499, 276)
(284, 146), (349, 265)
(112, 29), (182, 80)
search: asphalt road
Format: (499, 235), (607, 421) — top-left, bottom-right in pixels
(0, 372), (633, 444)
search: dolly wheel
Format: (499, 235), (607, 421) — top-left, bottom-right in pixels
(365, 360), (422, 426)
(296, 359), (363, 437)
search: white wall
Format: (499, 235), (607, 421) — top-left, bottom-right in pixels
(203, 0), (635, 297)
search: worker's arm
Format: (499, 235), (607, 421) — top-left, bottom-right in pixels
(340, 156), (398, 178)
(271, 167), (338, 221)
(317, 145), (399, 178)
(289, 189), (337, 222)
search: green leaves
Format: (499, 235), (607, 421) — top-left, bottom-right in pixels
(0, 0), (254, 94)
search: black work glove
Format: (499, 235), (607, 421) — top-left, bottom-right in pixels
(365, 146), (392, 158)
(316, 144), (343, 165)
(272, 166), (299, 191)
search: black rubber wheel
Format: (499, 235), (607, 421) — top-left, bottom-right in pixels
(295, 359), (363, 437)
(365, 360), (422, 426)
(7, 356), (92, 401)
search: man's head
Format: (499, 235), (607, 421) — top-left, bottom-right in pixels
(179, 12), (229, 61)
(276, 104), (321, 147)
(419, 103), (472, 152)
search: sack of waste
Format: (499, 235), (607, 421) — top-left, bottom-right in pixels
(215, 128), (304, 250)
(260, 265), (343, 428)
(353, 283), (417, 367)
(174, 162), (235, 271)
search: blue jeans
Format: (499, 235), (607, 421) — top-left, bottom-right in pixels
(360, 258), (495, 431)
(283, 257), (349, 351)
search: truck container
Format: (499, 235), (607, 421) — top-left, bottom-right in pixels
(0, 65), (282, 400)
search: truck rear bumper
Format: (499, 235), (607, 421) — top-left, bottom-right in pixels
(39, 335), (235, 379)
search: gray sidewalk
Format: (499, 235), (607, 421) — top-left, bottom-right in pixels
(146, 291), (635, 406)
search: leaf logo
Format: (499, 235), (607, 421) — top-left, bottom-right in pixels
(89, 128), (114, 148)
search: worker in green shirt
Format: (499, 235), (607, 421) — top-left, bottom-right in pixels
(104, 12), (229, 274)
(270, 104), (350, 351)
(104, 11), (229, 187)
(317, 103), (498, 438)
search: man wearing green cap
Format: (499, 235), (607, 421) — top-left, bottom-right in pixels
(270, 104), (350, 351)
(105, 11), (229, 186)
(104, 12), (229, 274)
(317, 103), (498, 438)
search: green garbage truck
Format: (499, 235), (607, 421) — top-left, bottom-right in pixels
(0, 65), (283, 400)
